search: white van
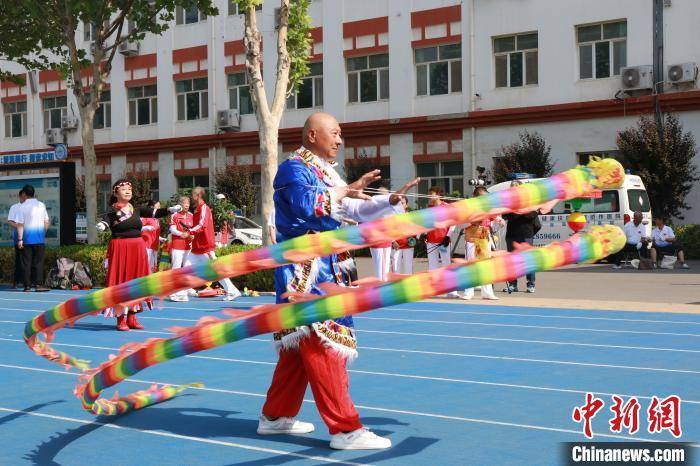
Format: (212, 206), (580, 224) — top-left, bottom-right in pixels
(486, 174), (652, 247)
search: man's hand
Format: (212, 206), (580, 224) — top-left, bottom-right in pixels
(346, 169), (381, 200)
(389, 177), (421, 205)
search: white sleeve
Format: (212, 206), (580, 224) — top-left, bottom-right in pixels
(14, 206), (25, 225)
(169, 225), (186, 237)
(665, 226), (675, 239)
(7, 205), (18, 223)
(340, 194), (404, 223)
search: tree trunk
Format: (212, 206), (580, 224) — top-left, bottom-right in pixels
(79, 105), (98, 244)
(259, 122), (278, 244)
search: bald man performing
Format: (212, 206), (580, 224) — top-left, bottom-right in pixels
(257, 112), (418, 450)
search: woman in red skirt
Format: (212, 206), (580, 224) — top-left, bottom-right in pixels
(97, 179), (180, 331)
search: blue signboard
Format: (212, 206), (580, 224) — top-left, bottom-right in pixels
(0, 144), (68, 165)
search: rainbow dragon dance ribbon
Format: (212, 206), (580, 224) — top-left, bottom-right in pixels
(24, 158), (625, 416)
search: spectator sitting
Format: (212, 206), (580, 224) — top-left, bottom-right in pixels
(651, 217), (689, 269)
(610, 211), (650, 269)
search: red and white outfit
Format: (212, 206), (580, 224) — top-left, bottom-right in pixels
(141, 217), (160, 273)
(426, 204), (454, 271)
(391, 236), (415, 275)
(369, 240), (392, 281)
(169, 210), (193, 269)
(185, 201), (240, 298)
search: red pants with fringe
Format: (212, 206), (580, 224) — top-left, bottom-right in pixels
(262, 332), (362, 435)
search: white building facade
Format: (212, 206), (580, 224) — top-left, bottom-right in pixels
(1, 0), (699, 221)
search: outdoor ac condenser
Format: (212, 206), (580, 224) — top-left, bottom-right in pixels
(217, 109), (241, 132)
(667, 62), (698, 84)
(45, 128), (63, 146)
(620, 65), (654, 91)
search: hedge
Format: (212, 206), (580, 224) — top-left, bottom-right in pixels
(676, 224), (700, 260)
(0, 244), (274, 291)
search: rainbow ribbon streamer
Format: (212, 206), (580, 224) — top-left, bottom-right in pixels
(24, 158), (626, 416)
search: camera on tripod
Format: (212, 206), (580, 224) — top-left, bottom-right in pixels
(468, 166), (490, 186)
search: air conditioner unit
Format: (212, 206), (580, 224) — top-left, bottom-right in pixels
(620, 65), (654, 91)
(667, 62), (697, 84)
(118, 41), (140, 56)
(61, 115), (79, 130)
(217, 109), (240, 131)
(45, 128), (63, 146)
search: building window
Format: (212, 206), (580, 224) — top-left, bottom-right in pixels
(43, 96), (68, 130)
(176, 78), (208, 121)
(83, 22), (97, 42)
(97, 179), (111, 214)
(150, 177), (159, 201)
(176, 6), (206, 25)
(347, 53), (389, 103)
(177, 174), (209, 192)
(3, 101), (27, 138)
(228, 1), (261, 15)
(287, 62), (323, 109)
(128, 85), (158, 126)
(494, 33), (538, 88)
(416, 161), (464, 207)
(86, 90), (111, 129)
(415, 44), (462, 96)
(227, 72), (254, 115)
(577, 20), (627, 79)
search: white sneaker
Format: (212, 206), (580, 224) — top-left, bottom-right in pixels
(223, 289), (242, 301)
(187, 289), (198, 297)
(169, 294), (188, 302)
(681, 263), (690, 269)
(612, 265), (622, 269)
(482, 294), (499, 300)
(446, 291), (461, 299)
(257, 415), (315, 435)
(330, 428), (391, 450)
(461, 289), (474, 300)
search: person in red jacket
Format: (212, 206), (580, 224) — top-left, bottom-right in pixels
(424, 186), (459, 298)
(141, 200), (162, 273)
(391, 197), (416, 274)
(169, 196), (194, 302)
(184, 187), (241, 301)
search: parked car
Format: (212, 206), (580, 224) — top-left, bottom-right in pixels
(231, 215), (262, 246)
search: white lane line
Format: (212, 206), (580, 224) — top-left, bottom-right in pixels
(354, 316), (700, 338)
(6, 306), (700, 341)
(0, 364), (695, 446)
(383, 307), (700, 326)
(0, 406), (369, 465)
(4, 295), (700, 326)
(4, 313), (700, 356)
(355, 329), (698, 353)
(4, 331), (700, 386)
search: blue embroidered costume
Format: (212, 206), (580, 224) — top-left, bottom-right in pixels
(272, 147), (401, 359)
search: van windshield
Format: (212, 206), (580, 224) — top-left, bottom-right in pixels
(627, 189), (651, 212)
(551, 190), (620, 214)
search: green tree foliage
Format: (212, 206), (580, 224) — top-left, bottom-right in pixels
(125, 170), (154, 207)
(213, 165), (258, 217)
(617, 114), (699, 220)
(0, 0), (218, 244)
(492, 131), (554, 183)
(232, 0), (312, 244)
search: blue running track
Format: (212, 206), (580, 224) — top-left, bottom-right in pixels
(0, 288), (697, 465)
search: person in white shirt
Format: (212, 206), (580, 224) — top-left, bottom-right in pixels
(14, 185), (50, 292)
(651, 217), (689, 269)
(7, 189), (26, 288)
(611, 211), (650, 269)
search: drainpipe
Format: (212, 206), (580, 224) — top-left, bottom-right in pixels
(469, 0), (477, 178)
(652, 0), (664, 129)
